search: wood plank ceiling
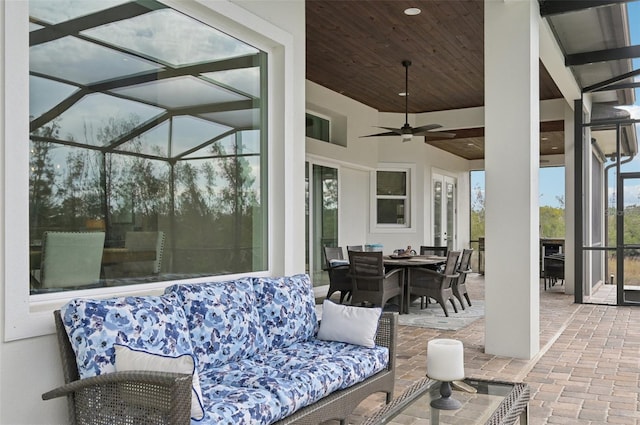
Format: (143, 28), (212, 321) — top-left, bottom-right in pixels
(306, 0), (565, 160)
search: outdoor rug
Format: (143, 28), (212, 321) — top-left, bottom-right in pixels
(315, 300), (484, 331)
(394, 300), (484, 330)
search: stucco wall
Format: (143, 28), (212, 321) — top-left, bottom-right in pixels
(0, 1), (305, 423)
(306, 81), (474, 254)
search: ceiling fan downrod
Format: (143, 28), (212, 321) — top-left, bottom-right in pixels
(402, 60), (411, 129)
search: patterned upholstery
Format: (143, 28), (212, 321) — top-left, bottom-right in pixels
(61, 294), (192, 379)
(198, 341), (389, 423)
(61, 274), (390, 425)
(165, 278), (267, 370)
(252, 274), (318, 350)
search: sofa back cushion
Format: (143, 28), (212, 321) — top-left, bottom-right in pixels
(252, 274), (318, 350)
(165, 278), (267, 369)
(61, 294), (193, 379)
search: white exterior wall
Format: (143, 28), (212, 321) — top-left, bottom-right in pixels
(306, 81), (475, 254)
(0, 1), (305, 423)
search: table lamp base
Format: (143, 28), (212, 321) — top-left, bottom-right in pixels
(430, 381), (462, 410)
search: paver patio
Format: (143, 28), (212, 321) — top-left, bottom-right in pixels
(321, 275), (640, 424)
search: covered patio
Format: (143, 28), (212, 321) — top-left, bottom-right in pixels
(323, 273), (640, 424)
(2, 0), (640, 423)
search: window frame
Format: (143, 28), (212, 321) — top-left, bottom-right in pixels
(370, 163), (416, 233)
(305, 111), (332, 143)
(4, 0), (294, 341)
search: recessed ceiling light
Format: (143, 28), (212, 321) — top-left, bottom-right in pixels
(467, 143), (474, 146)
(399, 92), (408, 97)
(551, 146), (559, 150)
(404, 7), (421, 16)
(541, 137), (549, 141)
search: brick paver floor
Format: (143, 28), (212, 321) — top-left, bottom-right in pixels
(322, 275), (640, 424)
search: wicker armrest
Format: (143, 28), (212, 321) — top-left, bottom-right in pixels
(42, 371), (193, 425)
(375, 312), (398, 371)
(384, 267), (403, 279)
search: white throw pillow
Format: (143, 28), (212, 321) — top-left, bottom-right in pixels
(114, 344), (204, 421)
(317, 300), (382, 348)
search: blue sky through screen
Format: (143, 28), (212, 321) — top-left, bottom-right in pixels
(474, 3), (640, 209)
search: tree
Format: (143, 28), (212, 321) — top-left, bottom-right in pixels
(29, 120), (60, 239)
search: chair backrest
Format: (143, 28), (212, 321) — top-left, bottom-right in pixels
(544, 256), (564, 279)
(123, 231), (165, 274)
(458, 249), (473, 271)
(457, 248), (473, 284)
(40, 231), (105, 288)
(441, 251), (461, 287)
(420, 245), (448, 256)
(347, 245), (364, 252)
(348, 251), (384, 291)
(323, 246), (344, 268)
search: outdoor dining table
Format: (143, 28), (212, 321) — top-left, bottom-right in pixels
(383, 255), (446, 314)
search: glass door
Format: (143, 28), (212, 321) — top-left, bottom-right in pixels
(305, 163), (339, 286)
(432, 173), (456, 250)
(619, 173), (640, 304)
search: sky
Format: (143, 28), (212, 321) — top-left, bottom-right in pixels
(474, 2), (640, 209)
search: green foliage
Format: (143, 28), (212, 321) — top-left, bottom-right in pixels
(540, 206), (565, 238)
(470, 182), (565, 239)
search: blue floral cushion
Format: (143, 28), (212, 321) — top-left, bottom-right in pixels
(196, 382), (282, 425)
(261, 340), (389, 390)
(61, 294), (193, 380)
(197, 341), (389, 422)
(252, 274), (318, 350)
(166, 279), (267, 369)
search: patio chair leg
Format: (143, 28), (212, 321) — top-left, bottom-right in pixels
(449, 299), (458, 313)
(437, 301), (449, 317)
(464, 293), (472, 306)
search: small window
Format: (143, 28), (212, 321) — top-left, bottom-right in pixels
(375, 169), (410, 226)
(305, 113), (330, 142)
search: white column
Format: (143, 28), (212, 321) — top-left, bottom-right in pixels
(484, 0), (540, 359)
(563, 103), (575, 295)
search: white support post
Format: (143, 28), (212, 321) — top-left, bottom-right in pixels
(484, 0), (540, 359)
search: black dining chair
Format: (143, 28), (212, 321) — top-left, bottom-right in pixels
(323, 246), (351, 303)
(348, 251), (403, 312)
(420, 245), (448, 256)
(408, 251), (460, 317)
(543, 255), (565, 290)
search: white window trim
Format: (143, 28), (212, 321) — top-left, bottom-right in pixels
(370, 163), (417, 234)
(3, 0), (293, 341)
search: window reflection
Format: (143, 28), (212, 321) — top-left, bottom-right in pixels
(29, 0), (267, 293)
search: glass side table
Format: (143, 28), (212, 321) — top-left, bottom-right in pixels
(362, 377), (530, 425)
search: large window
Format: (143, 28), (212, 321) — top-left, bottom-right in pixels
(28, 1), (268, 294)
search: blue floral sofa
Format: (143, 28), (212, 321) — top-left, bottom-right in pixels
(43, 274), (398, 425)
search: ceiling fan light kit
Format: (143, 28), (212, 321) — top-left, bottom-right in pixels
(361, 60), (455, 143)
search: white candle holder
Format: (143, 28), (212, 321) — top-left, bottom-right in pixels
(427, 339), (465, 410)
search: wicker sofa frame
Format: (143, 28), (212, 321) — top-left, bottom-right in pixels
(43, 309), (398, 425)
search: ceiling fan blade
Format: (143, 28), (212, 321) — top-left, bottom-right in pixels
(422, 131), (457, 139)
(361, 131), (403, 138)
(411, 123), (442, 133)
(375, 126), (404, 133)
